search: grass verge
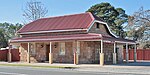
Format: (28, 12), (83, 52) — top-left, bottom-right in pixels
(0, 64), (77, 69)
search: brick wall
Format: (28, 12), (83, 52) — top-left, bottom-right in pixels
(0, 50), (8, 61)
(0, 49), (20, 61)
(11, 49), (20, 61)
(123, 49), (150, 60)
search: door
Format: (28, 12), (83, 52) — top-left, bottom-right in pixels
(46, 45), (50, 61)
(116, 47), (118, 62)
(95, 44), (100, 64)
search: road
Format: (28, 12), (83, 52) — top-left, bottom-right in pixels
(0, 66), (101, 75)
(0, 66), (147, 75)
(0, 61), (150, 75)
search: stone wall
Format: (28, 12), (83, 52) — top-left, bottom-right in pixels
(19, 43), (47, 63)
(19, 41), (122, 64)
(52, 42), (74, 63)
(19, 43), (28, 62)
(88, 23), (111, 36)
(117, 45), (124, 63)
(79, 41), (100, 64)
(103, 43), (113, 64)
(79, 41), (114, 64)
(33, 43), (46, 62)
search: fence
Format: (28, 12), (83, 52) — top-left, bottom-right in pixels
(1, 49), (150, 62)
(0, 49), (20, 61)
(124, 49), (150, 60)
(0, 50), (8, 61)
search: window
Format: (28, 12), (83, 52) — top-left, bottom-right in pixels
(30, 43), (36, 56)
(77, 42), (80, 55)
(96, 23), (99, 28)
(59, 42), (65, 55)
(73, 42), (80, 55)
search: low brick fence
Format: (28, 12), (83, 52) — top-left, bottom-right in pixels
(1, 49), (150, 62)
(0, 50), (8, 61)
(0, 49), (20, 61)
(124, 49), (150, 60)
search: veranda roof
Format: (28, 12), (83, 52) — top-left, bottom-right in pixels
(10, 33), (102, 43)
(10, 33), (135, 44)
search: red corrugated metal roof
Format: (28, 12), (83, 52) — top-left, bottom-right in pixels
(102, 35), (136, 43)
(13, 12), (135, 43)
(18, 12), (95, 33)
(10, 33), (135, 43)
(10, 33), (102, 43)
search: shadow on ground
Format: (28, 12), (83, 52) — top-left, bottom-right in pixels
(116, 61), (150, 66)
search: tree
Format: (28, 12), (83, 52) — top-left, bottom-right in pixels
(23, 0), (48, 23)
(0, 23), (22, 48)
(127, 7), (150, 49)
(7, 23), (22, 38)
(0, 29), (7, 48)
(87, 2), (128, 38)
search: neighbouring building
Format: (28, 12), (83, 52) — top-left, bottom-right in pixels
(9, 12), (137, 65)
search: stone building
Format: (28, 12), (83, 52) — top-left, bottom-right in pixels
(9, 12), (137, 65)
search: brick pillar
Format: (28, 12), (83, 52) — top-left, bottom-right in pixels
(76, 53), (79, 64)
(126, 43), (129, 63)
(73, 41), (79, 65)
(27, 43), (30, 63)
(74, 52), (78, 65)
(74, 52), (76, 64)
(49, 42), (53, 64)
(8, 44), (12, 63)
(8, 52), (12, 62)
(49, 53), (53, 64)
(113, 53), (117, 64)
(100, 53), (104, 66)
(113, 42), (117, 64)
(100, 40), (104, 66)
(134, 44), (137, 62)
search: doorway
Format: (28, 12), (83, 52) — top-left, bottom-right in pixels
(94, 44), (100, 64)
(46, 45), (50, 61)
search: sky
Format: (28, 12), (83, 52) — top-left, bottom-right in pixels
(0, 0), (150, 24)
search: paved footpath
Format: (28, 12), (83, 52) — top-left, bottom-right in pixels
(78, 65), (150, 75)
(78, 62), (150, 75)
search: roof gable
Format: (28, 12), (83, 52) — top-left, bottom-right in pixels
(87, 20), (118, 38)
(18, 12), (94, 33)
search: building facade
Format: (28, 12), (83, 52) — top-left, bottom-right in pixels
(10, 12), (137, 65)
